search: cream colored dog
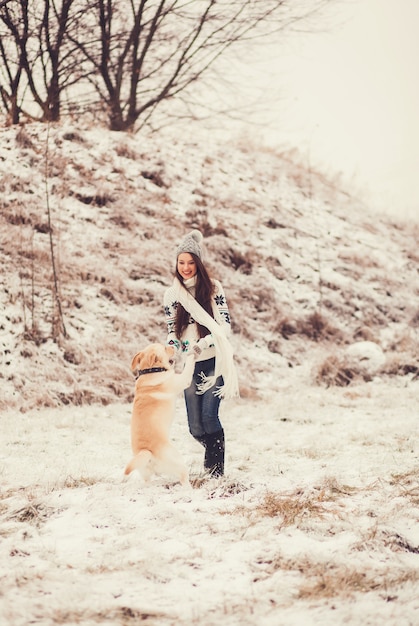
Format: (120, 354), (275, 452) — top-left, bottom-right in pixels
(124, 343), (195, 487)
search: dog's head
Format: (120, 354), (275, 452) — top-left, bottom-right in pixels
(131, 343), (175, 378)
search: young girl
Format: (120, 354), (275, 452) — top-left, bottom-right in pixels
(163, 230), (239, 477)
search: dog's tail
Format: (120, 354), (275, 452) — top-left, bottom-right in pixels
(124, 449), (153, 476)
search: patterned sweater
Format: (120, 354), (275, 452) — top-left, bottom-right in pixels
(163, 277), (231, 362)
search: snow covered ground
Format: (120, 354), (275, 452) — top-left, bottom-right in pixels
(0, 121), (418, 624)
(0, 379), (418, 625)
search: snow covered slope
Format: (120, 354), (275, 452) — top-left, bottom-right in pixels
(1, 122), (418, 410)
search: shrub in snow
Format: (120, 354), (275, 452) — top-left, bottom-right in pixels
(315, 341), (386, 387)
(345, 341), (385, 375)
(314, 354), (362, 387)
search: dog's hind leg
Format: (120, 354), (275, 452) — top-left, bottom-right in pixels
(124, 449), (153, 480)
(156, 444), (191, 489)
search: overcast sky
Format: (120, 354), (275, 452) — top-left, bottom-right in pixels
(221, 0), (419, 221)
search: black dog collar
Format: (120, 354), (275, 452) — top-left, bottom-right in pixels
(134, 367), (167, 380)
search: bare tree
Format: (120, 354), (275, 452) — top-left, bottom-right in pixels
(0, 0), (88, 123)
(0, 0), (29, 123)
(0, 0), (333, 129)
(71, 0), (333, 131)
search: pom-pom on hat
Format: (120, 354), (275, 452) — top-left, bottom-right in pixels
(176, 229), (204, 260)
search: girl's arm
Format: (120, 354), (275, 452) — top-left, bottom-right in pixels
(163, 290), (182, 352)
(193, 281), (232, 356)
(212, 280), (232, 337)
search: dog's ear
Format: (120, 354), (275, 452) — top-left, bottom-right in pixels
(152, 352), (163, 366)
(131, 351), (143, 372)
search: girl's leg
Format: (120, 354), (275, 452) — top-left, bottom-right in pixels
(201, 382), (223, 434)
(185, 357), (219, 436)
(199, 360), (225, 476)
(185, 358), (225, 477)
(184, 377), (204, 438)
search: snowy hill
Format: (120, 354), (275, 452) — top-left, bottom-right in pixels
(1, 122), (417, 411)
(1, 122), (419, 626)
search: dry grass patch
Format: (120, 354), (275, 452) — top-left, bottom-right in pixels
(298, 562), (419, 600)
(254, 552), (419, 599)
(61, 475), (99, 489)
(115, 142), (139, 160)
(382, 355), (419, 379)
(43, 606), (168, 625)
(207, 480), (250, 499)
(389, 467), (419, 505)
(338, 252), (380, 270)
(8, 500), (58, 527)
(15, 126), (36, 150)
(229, 480), (347, 528)
(258, 491), (326, 526)
(272, 315), (298, 340)
(254, 490), (336, 527)
(190, 477), (250, 499)
(297, 311), (344, 342)
(315, 354), (371, 387)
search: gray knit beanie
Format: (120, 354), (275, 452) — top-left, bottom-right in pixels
(176, 230), (204, 260)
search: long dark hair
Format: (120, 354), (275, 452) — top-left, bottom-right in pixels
(175, 254), (215, 340)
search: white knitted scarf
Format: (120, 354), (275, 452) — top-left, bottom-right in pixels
(173, 277), (239, 399)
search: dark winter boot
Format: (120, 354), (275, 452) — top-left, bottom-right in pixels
(194, 435), (207, 449)
(204, 429), (225, 478)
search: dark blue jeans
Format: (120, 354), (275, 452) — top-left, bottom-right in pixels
(184, 358), (224, 438)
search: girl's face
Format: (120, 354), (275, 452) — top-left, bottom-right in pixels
(177, 253), (197, 280)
